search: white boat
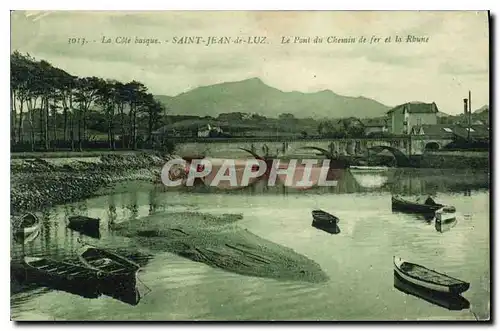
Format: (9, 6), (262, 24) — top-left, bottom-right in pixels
(434, 206), (457, 223)
(13, 213), (41, 237)
(393, 256), (469, 294)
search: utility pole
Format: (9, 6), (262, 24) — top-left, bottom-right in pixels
(468, 90), (472, 143)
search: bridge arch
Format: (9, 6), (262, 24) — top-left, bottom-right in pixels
(368, 145), (412, 167)
(424, 141), (441, 151)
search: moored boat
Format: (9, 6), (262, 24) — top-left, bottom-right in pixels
(311, 210), (340, 234)
(434, 206), (457, 223)
(393, 256), (469, 295)
(68, 216), (101, 238)
(312, 210), (339, 225)
(77, 241), (141, 290)
(435, 218), (458, 233)
(391, 196), (445, 215)
(393, 271), (470, 311)
(22, 256), (101, 298)
(13, 213), (41, 238)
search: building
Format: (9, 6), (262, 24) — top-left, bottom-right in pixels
(410, 123), (490, 149)
(387, 102), (439, 134)
(410, 124), (454, 137)
(197, 124), (223, 138)
(361, 118), (389, 136)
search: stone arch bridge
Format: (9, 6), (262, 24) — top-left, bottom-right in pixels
(172, 136), (453, 158)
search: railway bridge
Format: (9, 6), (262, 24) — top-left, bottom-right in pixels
(172, 135), (454, 158)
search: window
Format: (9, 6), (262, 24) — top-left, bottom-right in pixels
(443, 128), (453, 133)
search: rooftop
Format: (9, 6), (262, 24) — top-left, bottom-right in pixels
(387, 102), (439, 115)
(412, 124), (490, 139)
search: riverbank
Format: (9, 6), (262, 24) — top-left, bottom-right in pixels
(410, 151), (489, 169)
(10, 153), (168, 215)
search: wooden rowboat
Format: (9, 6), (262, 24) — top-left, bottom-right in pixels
(312, 210), (339, 225)
(77, 242), (140, 289)
(393, 271), (470, 311)
(311, 210), (340, 234)
(391, 196), (445, 215)
(68, 216), (101, 238)
(22, 256), (101, 298)
(13, 213), (41, 238)
(434, 206), (457, 223)
(393, 256), (469, 295)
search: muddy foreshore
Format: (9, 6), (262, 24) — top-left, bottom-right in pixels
(112, 211), (329, 283)
(10, 153), (168, 215)
(10, 153), (330, 283)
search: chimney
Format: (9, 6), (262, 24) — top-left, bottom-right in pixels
(463, 98), (469, 115)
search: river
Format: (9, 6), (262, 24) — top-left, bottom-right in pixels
(10, 168), (490, 321)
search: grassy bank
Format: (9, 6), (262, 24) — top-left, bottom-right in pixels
(10, 153), (168, 215)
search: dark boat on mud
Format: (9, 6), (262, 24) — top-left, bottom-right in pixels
(311, 210), (340, 234)
(393, 271), (470, 311)
(68, 216), (101, 238)
(391, 196), (452, 216)
(22, 256), (101, 298)
(77, 241), (141, 291)
(393, 256), (469, 295)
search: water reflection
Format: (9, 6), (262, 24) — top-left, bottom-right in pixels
(393, 272), (470, 311)
(435, 218), (458, 233)
(174, 168), (489, 197)
(10, 168), (489, 320)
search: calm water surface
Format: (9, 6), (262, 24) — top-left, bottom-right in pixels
(10, 168), (490, 321)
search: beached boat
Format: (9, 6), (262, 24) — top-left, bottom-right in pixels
(77, 242), (140, 289)
(13, 213), (41, 237)
(23, 256), (99, 283)
(311, 210), (340, 234)
(22, 256), (101, 298)
(312, 210), (339, 225)
(68, 216), (100, 238)
(393, 256), (469, 295)
(435, 218), (458, 233)
(391, 196), (445, 215)
(393, 271), (470, 311)
(434, 206), (457, 223)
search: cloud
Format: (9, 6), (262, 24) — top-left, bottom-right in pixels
(10, 10), (489, 114)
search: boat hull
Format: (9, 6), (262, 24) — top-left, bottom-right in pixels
(394, 272), (470, 311)
(393, 257), (469, 295)
(13, 213), (41, 238)
(394, 264), (452, 293)
(392, 197), (443, 215)
(22, 257), (101, 298)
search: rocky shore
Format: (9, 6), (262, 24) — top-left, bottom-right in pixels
(10, 153), (168, 215)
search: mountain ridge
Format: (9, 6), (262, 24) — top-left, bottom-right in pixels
(154, 78), (392, 119)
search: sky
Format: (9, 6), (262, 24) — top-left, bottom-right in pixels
(10, 10), (489, 115)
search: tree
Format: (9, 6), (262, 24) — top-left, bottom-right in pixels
(74, 77), (102, 151)
(139, 94), (165, 147)
(122, 81), (147, 149)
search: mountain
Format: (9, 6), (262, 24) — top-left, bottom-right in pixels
(154, 78), (391, 119)
(437, 111), (451, 117)
(474, 105), (489, 113)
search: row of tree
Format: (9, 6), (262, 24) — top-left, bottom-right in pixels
(10, 51), (166, 151)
